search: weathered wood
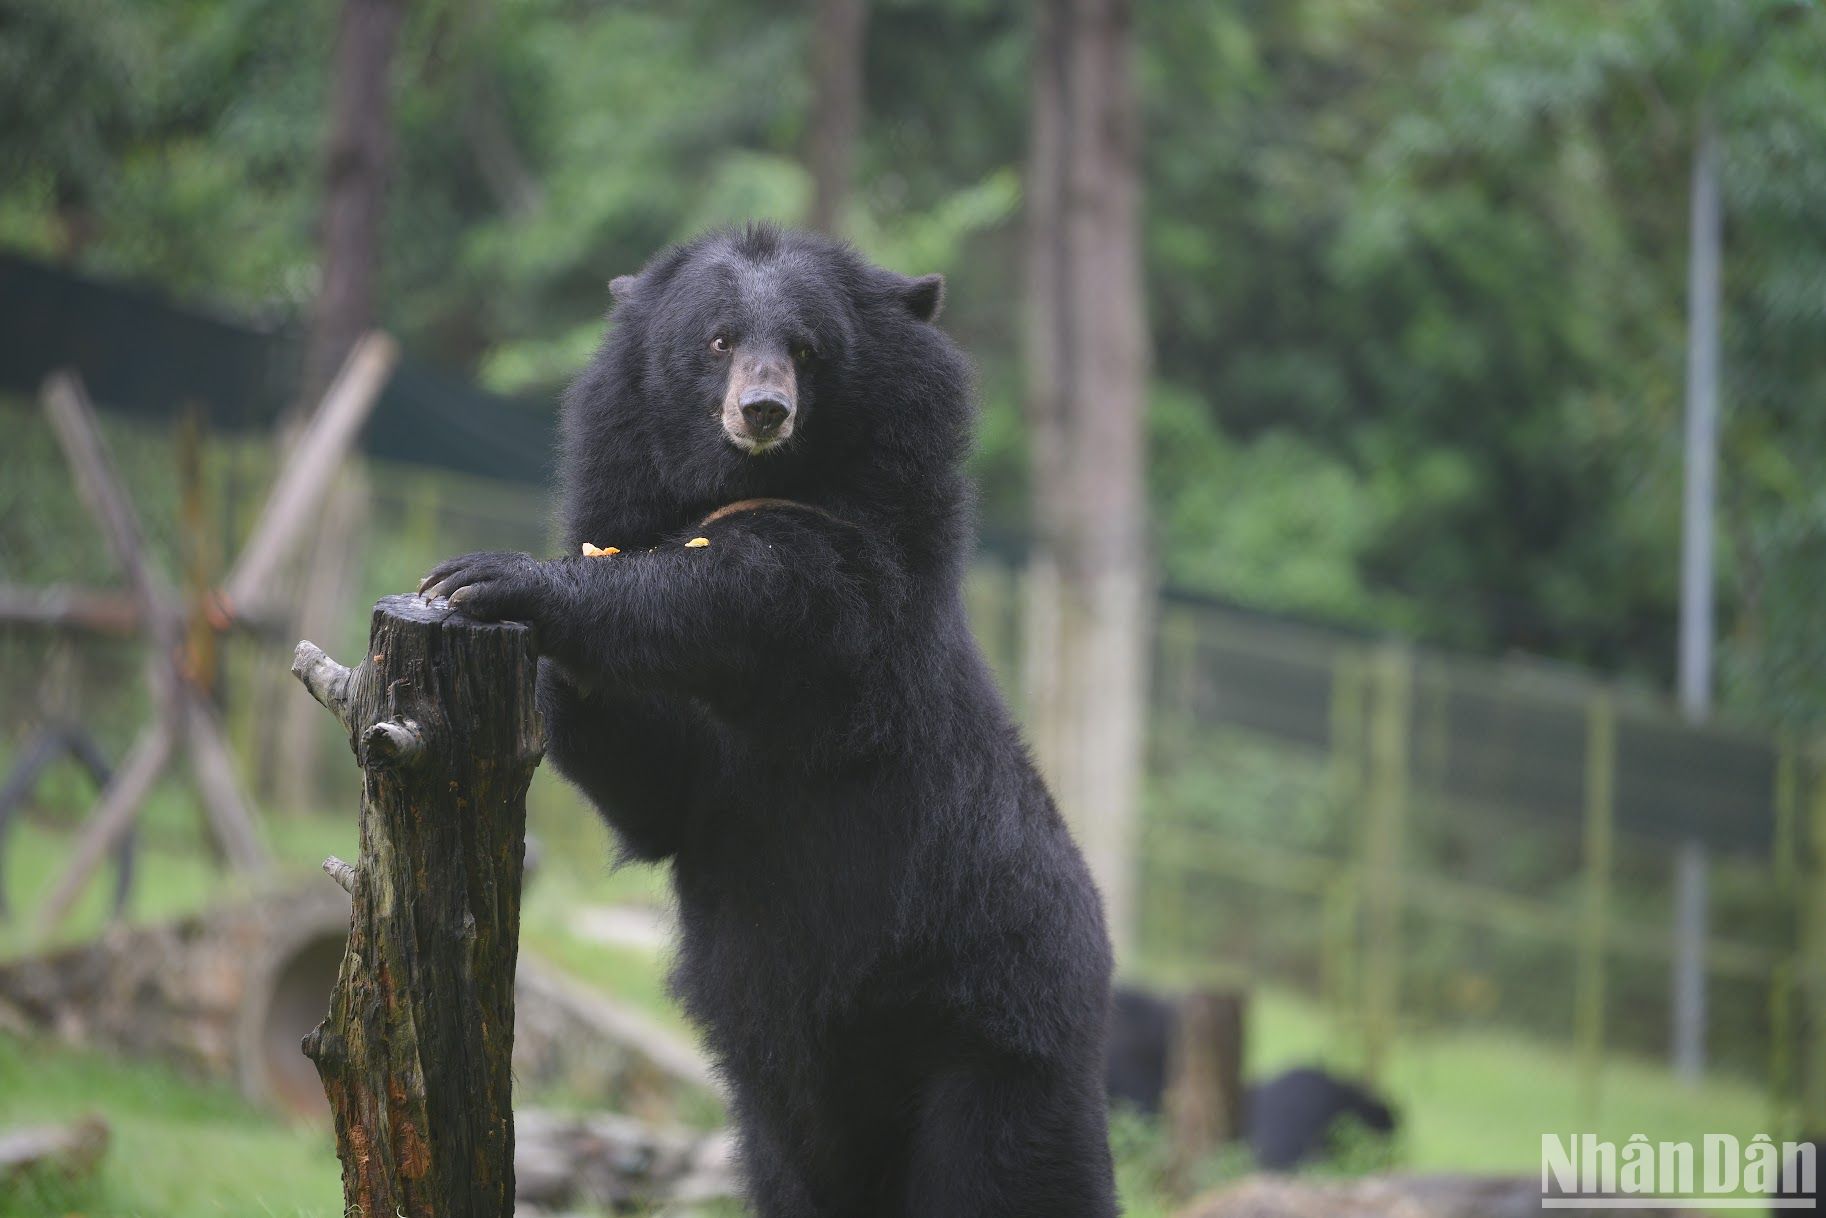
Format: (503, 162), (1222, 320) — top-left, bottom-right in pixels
(294, 595), (541, 1218)
(0, 724), (132, 918)
(34, 371), (269, 941)
(276, 468), (370, 812)
(1165, 989), (1247, 1191)
(516, 957), (721, 1104)
(0, 584), (142, 634)
(35, 723), (176, 938)
(514, 1110), (735, 1213)
(41, 373), (184, 653)
(227, 332), (396, 615)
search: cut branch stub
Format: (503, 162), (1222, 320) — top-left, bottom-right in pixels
(361, 717), (425, 769)
(291, 594), (542, 1218)
(291, 640), (356, 732)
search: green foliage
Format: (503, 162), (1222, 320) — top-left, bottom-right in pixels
(2, 0), (1825, 723)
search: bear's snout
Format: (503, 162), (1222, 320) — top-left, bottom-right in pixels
(722, 348), (798, 453)
(740, 390), (791, 436)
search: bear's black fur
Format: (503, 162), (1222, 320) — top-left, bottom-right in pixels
(419, 225), (1117, 1217)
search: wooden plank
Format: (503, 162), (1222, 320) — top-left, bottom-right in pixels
(35, 723), (175, 940)
(182, 692), (269, 871)
(0, 584), (140, 634)
(222, 332), (396, 615)
(40, 373), (185, 652)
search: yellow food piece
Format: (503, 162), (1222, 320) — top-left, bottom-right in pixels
(580, 543), (621, 558)
(684, 536), (711, 548)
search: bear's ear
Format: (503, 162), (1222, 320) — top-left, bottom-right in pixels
(608, 275), (638, 303)
(895, 273), (945, 323)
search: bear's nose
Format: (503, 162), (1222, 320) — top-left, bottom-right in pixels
(740, 393), (791, 434)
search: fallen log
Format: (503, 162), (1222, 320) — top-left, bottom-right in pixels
(0, 886), (717, 1122)
(293, 594), (542, 1218)
(514, 1110), (736, 1213)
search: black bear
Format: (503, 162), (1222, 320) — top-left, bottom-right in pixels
(1246, 1067), (1398, 1170)
(419, 224), (1118, 1217)
(1105, 984), (1174, 1116)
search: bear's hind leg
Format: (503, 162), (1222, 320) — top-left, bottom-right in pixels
(901, 1063), (1116, 1218)
(737, 1112), (837, 1218)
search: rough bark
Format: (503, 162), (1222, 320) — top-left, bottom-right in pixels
(805, 0), (868, 234)
(1022, 0), (1149, 956)
(293, 595), (542, 1218)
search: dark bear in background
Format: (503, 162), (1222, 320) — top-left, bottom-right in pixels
(1247, 1066), (1398, 1170)
(1106, 985), (1175, 1116)
(1103, 986), (1397, 1169)
(419, 225), (1117, 1217)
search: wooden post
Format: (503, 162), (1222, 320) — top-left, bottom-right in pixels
(1165, 989), (1247, 1193)
(292, 595), (542, 1218)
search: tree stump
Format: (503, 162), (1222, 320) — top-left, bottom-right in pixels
(1166, 989), (1248, 1192)
(292, 594), (542, 1218)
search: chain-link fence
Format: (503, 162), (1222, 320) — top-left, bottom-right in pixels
(4, 407), (1820, 1132)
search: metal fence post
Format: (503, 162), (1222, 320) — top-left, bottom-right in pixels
(1805, 740), (1826, 1129)
(1330, 650), (1366, 814)
(1360, 644), (1411, 1082)
(1576, 692), (1615, 1121)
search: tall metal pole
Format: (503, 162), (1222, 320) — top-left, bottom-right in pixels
(1673, 107), (1721, 1083)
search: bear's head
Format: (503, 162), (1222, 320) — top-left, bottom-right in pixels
(571, 224), (959, 515)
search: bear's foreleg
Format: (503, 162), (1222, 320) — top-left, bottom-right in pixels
(537, 661), (716, 860)
(420, 514), (894, 695)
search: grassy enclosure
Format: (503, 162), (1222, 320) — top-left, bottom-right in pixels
(0, 397), (1807, 1214)
(5, 6), (1826, 1206)
(0, 807), (1776, 1217)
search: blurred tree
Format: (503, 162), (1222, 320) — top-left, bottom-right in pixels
(2, 0), (1823, 729)
(805, 0), (867, 234)
(300, 0), (403, 404)
(1023, 0), (1148, 955)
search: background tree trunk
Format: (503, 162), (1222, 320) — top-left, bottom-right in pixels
(265, 0), (402, 810)
(293, 595), (542, 1218)
(805, 0), (868, 235)
(302, 0), (404, 405)
(1022, 0), (1149, 957)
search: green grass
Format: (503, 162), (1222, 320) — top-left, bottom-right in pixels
(0, 793), (1780, 1216)
(0, 1033), (339, 1217)
(1231, 989), (1770, 1173)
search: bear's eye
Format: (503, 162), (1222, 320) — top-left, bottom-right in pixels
(709, 335), (731, 355)
(793, 345), (814, 364)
